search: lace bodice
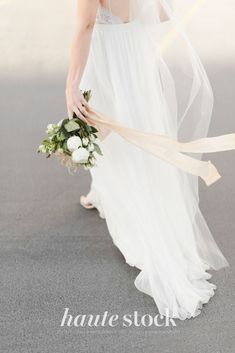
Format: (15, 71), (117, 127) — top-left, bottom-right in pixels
(96, 6), (123, 25)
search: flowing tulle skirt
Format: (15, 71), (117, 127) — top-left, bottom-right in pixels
(80, 21), (228, 320)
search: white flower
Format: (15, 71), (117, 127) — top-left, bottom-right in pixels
(82, 137), (89, 146)
(72, 148), (90, 164)
(67, 136), (82, 152)
(88, 143), (95, 152)
(47, 124), (54, 132)
(90, 134), (96, 141)
(38, 145), (46, 153)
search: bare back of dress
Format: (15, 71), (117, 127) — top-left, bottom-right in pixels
(97, 0), (132, 24)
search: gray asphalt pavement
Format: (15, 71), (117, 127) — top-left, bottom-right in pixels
(0, 1), (235, 352)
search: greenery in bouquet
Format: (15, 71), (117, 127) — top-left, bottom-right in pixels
(38, 90), (102, 171)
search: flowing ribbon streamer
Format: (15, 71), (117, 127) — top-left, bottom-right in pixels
(85, 107), (235, 186)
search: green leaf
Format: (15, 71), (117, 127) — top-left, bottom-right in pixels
(93, 143), (103, 156)
(62, 141), (71, 156)
(64, 120), (80, 132)
(60, 125), (70, 136)
(91, 126), (99, 133)
(57, 131), (67, 141)
(86, 125), (92, 133)
(61, 118), (69, 127)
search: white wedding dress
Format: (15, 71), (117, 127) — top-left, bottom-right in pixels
(80, 0), (229, 319)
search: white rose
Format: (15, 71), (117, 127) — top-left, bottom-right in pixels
(82, 137), (89, 146)
(67, 136), (82, 152)
(88, 143), (95, 152)
(72, 148), (90, 164)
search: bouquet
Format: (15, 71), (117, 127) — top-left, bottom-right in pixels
(37, 90), (235, 186)
(38, 90), (102, 171)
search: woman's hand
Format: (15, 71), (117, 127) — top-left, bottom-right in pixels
(66, 84), (89, 121)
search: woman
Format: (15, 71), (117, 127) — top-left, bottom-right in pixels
(66, 0), (229, 320)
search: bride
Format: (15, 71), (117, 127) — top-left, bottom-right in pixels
(66, 0), (229, 320)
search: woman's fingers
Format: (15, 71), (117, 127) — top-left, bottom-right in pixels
(73, 105), (87, 123)
(81, 97), (89, 107)
(77, 100), (87, 114)
(66, 90), (89, 122)
(68, 106), (74, 120)
(81, 98), (90, 117)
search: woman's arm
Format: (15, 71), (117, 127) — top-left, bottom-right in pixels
(66, 0), (99, 120)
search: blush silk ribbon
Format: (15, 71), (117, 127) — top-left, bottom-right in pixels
(85, 107), (235, 186)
